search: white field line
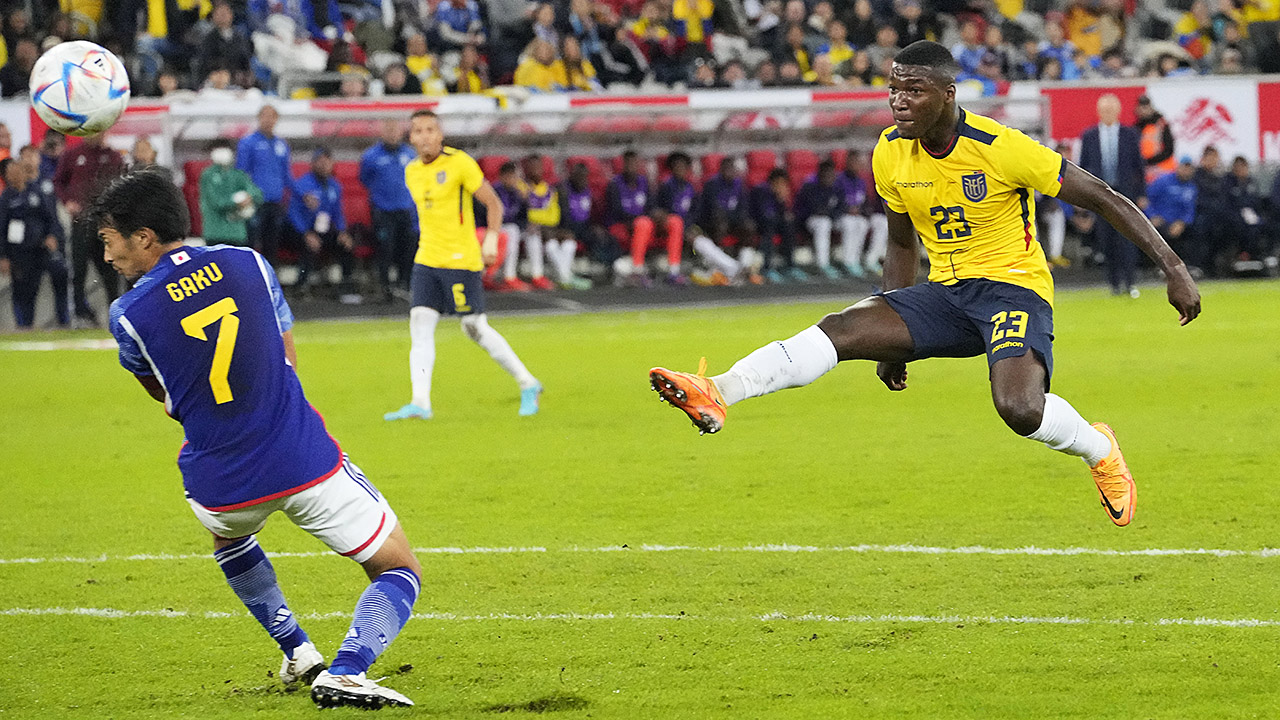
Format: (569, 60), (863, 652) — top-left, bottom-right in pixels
(3, 543), (1280, 566)
(3, 606), (1278, 629)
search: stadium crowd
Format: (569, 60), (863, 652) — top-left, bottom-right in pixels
(0, 0), (1274, 98)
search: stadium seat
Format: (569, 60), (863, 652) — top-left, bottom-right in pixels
(745, 150), (777, 187)
(700, 153), (727, 183)
(785, 150), (820, 189)
(830, 149), (849, 170)
(183, 160), (210, 237)
(332, 160), (361, 185)
(479, 155), (510, 182)
(566, 154), (610, 197)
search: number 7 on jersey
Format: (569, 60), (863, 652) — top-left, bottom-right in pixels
(181, 297), (241, 404)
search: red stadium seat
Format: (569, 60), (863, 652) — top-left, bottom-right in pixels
(566, 154), (610, 197)
(183, 160), (210, 237)
(830, 149), (849, 170)
(785, 150), (820, 189)
(745, 150), (777, 187)
(332, 160), (361, 185)
(700, 153), (727, 182)
(479, 155), (510, 182)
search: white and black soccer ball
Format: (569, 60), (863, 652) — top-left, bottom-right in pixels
(29, 41), (131, 137)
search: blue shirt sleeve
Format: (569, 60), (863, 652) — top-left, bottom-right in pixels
(108, 300), (153, 376)
(330, 179), (346, 231)
(235, 136), (253, 174)
(288, 174), (314, 233)
(1178, 184), (1197, 225)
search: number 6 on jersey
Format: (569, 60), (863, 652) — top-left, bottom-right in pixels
(181, 297), (241, 404)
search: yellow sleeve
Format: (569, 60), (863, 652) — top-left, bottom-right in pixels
(459, 154), (484, 194)
(871, 138), (906, 213)
(997, 129), (1066, 197)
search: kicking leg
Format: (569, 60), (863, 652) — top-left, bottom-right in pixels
(991, 352), (1134, 526)
(650, 296), (913, 433)
(461, 313), (542, 415)
(212, 535), (324, 687)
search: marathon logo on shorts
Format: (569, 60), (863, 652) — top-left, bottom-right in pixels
(962, 171), (987, 202)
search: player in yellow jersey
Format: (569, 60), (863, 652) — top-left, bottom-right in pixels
(649, 41), (1202, 527)
(385, 110), (542, 421)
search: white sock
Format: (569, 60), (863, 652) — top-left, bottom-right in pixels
(555, 238), (578, 278)
(408, 306), (439, 409)
(806, 216), (832, 267)
(838, 214), (869, 266)
(1026, 393), (1112, 466)
(692, 235), (742, 277)
(866, 214), (888, 267)
(711, 325), (839, 406)
(461, 313), (539, 390)
(502, 223), (522, 280)
(1045, 208), (1065, 258)
(543, 238), (563, 281)
(525, 229), (545, 278)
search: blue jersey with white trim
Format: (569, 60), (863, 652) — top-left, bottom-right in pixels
(109, 245), (341, 510)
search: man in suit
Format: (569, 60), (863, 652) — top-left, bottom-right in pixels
(1079, 93), (1147, 297)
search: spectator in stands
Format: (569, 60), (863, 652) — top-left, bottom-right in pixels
(1244, 0), (1280, 71)
(864, 23), (901, 74)
(0, 38), (36, 97)
(359, 119), (417, 301)
(608, 149), (684, 285)
(836, 149), (885, 276)
(750, 168), (803, 283)
(797, 159), (856, 279)
(155, 70), (183, 97)
(774, 24), (816, 82)
(433, 0), (486, 51)
(754, 58), (779, 85)
(0, 157), (68, 329)
(2, 9), (36, 52)
(529, 2), (560, 47)
(563, 0), (621, 84)
(56, 131), (124, 325)
(982, 24), (1013, 76)
(450, 44), (490, 93)
(561, 35), (604, 91)
(845, 0), (878, 47)
(0, 123), (11, 163)
(236, 104), (293, 265)
(403, 33), (438, 85)
(807, 1), (836, 38)
(1224, 155), (1269, 262)
(1188, 145), (1228, 276)
(1143, 156), (1196, 254)
(560, 161), (621, 277)
(129, 136), (169, 178)
(847, 50), (873, 84)
(521, 154), (589, 289)
(718, 59), (754, 88)
(817, 19), (855, 74)
(1079, 93), (1144, 296)
(289, 148), (353, 291)
(249, 0), (342, 40)
(628, 1), (684, 85)
(1090, 47), (1134, 79)
(199, 138), (262, 248)
(515, 39), (566, 92)
(490, 161), (533, 291)
(1135, 95), (1175, 184)
(1175, 0), (1214, 63)
(1215, 46), (1246, 74)
(672, 0), (715, 50)
(382, 63), (424, 94)
(892, 0), (937, 47)
(1038, 18), (1081, 80)
(197, 1), (253, 84)
(689, 56), (718, 87)
(951, 19), (985, 75)
(1037, 55), (1064, 80)
(699, 157), (754, 259)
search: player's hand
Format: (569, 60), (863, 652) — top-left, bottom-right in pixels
(303, 193), (320, 211)
(305, 231), (322, 252)
(876, 361), (908, 391)
(1165, 263), (1201, 326)
(481, 230), (499, 266)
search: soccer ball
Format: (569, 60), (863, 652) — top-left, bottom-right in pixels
(29, 41), (130, 137)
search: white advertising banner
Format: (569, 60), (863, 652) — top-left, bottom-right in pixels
(1139, 78), (1260, 163)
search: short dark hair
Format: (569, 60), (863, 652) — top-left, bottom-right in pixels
(818, 159), (836, 174)
(622, 149), (638, 161)
(207, 137), (234, 152)
(767, 168), (788, 183)
(411, 108), (438, 121)
(893, 40), (960, 82)
(666, 151), (691, 170)
(89, 168), (190, 245)
(499, 161), (517, 174)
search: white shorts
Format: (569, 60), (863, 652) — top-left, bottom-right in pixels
(187, 454), (398, 564)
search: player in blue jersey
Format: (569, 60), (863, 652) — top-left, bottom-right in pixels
(97, 169), (421, 710)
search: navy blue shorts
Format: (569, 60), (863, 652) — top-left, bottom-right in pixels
(411, 265), (484, 315)
(878, 279), (1054, 383)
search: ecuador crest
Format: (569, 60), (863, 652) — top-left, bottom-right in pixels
(961, 171), (987, 202)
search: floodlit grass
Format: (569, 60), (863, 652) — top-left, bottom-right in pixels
(3, 280), (1278, 718)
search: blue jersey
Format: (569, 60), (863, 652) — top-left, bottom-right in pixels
(236, 131), (294, 203)
(358, 142), (416, 211)
(109, 245), (341, 510)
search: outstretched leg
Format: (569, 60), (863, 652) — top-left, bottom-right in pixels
(991, 352), (1135, 526)
(650, 296), (913, 433)
(461, 313), (542, 415)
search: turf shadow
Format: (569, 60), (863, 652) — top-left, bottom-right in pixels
(482, 692), (592, 713)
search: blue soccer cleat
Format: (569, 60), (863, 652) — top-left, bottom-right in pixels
(519, 384), (542, 416)
(384, 403), (432, 421)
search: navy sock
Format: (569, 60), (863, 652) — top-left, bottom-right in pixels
(214, 536), (309, 656)
(328, 567), (420, 676)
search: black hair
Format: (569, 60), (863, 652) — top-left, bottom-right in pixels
(88, 168), (190, 245)
(411, 108), (438, 121)
(666, 151), (691, 170)
(892, 40), (960, 82)
(0, 158), (14, 178)
(207, 137), (234, 152)
(622, 149), (638, 161)
(718, 156), (735, 172)
(767, 168), (788, 183)
(499, 161), (517, 174)
(818, 159), (836, 174)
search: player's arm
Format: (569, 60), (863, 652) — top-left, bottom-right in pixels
(1056, 161), (1201, 325)
(880, 207), (918, 292)
(474, 180), (503, 266)
(135, 373), (166, 402)
(282, 329), (298, 368)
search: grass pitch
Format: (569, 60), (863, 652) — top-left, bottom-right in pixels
(3, 280), (1279, 719)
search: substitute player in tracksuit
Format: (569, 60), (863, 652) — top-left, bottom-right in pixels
(0, 157), (68, 328)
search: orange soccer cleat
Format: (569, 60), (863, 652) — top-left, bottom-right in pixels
(1090, 422), (1136, 527)
(649, 357), (728, 435)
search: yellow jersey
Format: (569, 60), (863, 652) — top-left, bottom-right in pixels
(406, 147), (486, 271)
(521, 180), (560, 227)
(872, 109), (1065, 306)
(514, 58), (564, 92)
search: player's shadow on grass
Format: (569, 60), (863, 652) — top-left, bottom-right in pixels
(482, 692), (591, 713)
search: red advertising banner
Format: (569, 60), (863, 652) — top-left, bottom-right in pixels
(1258, 81), (1280, 162)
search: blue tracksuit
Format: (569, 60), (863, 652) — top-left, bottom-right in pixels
(236, 131), (295, 203)
(1145, 171), (1197, 226)
(288, 172), (345, 234)
(359, 142), (416, 211)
